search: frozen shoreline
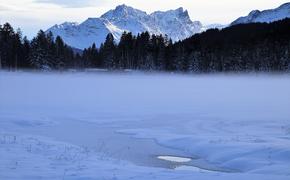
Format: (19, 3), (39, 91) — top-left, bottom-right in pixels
(0, 72), (289, 179)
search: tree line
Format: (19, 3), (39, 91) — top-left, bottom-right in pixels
(1, 19), (290, 72)
(0, 23), (76, 70)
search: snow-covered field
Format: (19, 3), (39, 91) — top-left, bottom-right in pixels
(0, 71), (290, 180)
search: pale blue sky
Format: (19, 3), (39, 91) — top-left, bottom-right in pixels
(0, 0), (289, 38)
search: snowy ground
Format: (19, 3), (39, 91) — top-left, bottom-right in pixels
(0, 71), (290, 180)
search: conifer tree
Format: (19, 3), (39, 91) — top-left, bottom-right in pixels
(101, 33), (116, 69)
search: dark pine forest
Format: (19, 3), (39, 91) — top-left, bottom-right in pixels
(1, 18), (290, 72)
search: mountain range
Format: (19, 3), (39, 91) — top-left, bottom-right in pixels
(47, 3), (290, 49)
(231, 3), (290, 25)
(47, 5), (205, 49)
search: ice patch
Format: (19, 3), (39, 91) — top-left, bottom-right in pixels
(157, 155), (192, 163)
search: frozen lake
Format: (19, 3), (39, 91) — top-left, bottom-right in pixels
(0, 71), (290, 180)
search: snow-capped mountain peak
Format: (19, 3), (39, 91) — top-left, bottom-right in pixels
(46, 4), (203, 49)
(150, 7), (202, 41)
(231, 2), (290, 25)
(101, 4), (148, 20)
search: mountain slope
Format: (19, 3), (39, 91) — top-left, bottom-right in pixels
(47, 19), (123, 50)
(46, 5), (203, 49)
(231, 3), (290, 25)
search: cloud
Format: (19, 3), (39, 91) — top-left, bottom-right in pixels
(0, 5), (12, 11)
(34, 0), (109, 8)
